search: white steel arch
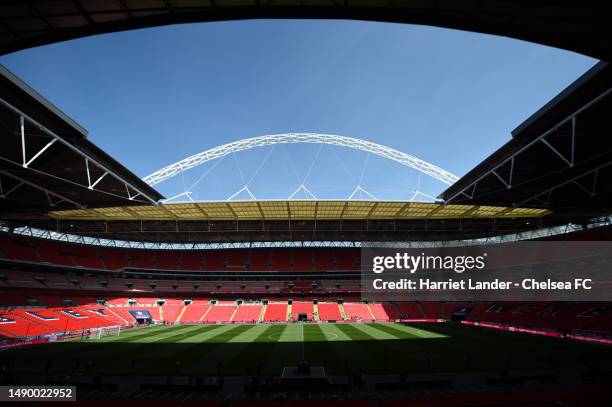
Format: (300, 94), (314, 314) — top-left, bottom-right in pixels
(143, 133), (459, 186)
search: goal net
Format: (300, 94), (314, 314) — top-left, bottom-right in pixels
(89, 325), (122, 339)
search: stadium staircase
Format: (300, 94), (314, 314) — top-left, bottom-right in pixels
(416, 303), (427, 318)
(161, 304), (184, 324)
(199, 305), (212, 322)
(80, 307), (122, 327)
(258, 304), (267, 322)
(174, 304), (187, 324)
(104, 307), (129, 324)
(369, 303), (391, 322)
(286, 303), (292, 321)
(229, 306), (239, 322)
(338, 303), (347, 320)
(366, 303), (376, 320)
(159, 306), (164, 321)
(313, 303), (320, 321)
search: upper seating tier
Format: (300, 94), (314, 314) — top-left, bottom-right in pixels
(0, 234), (360, 272)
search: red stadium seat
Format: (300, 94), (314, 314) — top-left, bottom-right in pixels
(203, 305), (235, 322)
(161, 303), (184, 323)
(263, 303), (288, 322)
(231, 304), (262, 322)
(343, 303), (373, 321)
(291, 301), (314, 320)
(317, 303), (342, 321)
(369, 303), (390, 321)
(180, 303), (210, 322)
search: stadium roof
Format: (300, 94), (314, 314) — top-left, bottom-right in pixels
(0, 64), (164, 214)
(49, 200), (549, 222)
(440, 61), (612, 220)
(1, 3), (609, 244)
(0, 200), (556, 244)
(0, 1), (610, 61)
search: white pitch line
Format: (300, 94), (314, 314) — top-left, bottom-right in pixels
(320, 324), (352, 341)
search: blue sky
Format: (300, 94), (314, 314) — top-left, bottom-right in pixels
(0, 20), (596, 201)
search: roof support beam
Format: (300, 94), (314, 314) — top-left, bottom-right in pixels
(444, 87), (612, 203)
(0, 96), (160, 206)
(0, 170), (83, 208)
(24, 137), (57, 168)
(541, 138), (573, 167)
(518, 161), (612, 207)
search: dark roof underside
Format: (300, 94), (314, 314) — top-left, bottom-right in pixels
(0, 1), (610, 61)
(0, 64), (164, 214)
(441, 61), (612, 220)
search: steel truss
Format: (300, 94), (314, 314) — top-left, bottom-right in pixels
(446, 87), (612, 205)
(0, 170), (81, 207)
(2, 220), (600, 251)
(143, 133), (460, 187)
(0, 97), (158, 207)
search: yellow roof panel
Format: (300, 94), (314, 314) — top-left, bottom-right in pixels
(343, 201), (377, 218)
(428, 204), (474, 218)
(93, 207), (134, 219)
(315, 201), (346, 219)
(258, 201), (289, 219)
(472, 205), (507, 217)
(127, 206), (168, 219)
(288, 201), (317, 219)
(48, 201), (551, 221)
(228, 202), (262, 219)
(163, 203), (206, 219)
(369, 202), (406, 218)
(499, 207), (549, 218)
(198, 203), (235, 219)
(397, 203), (436, 218)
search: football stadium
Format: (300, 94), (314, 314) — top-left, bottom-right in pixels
(0, 2), (612, 406)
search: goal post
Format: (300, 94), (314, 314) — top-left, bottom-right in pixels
(89, 325), (122, 339)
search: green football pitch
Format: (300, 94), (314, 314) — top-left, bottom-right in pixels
(3, 323), (612, 377)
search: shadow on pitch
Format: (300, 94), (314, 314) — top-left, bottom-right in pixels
(0, 327), (609, 377)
